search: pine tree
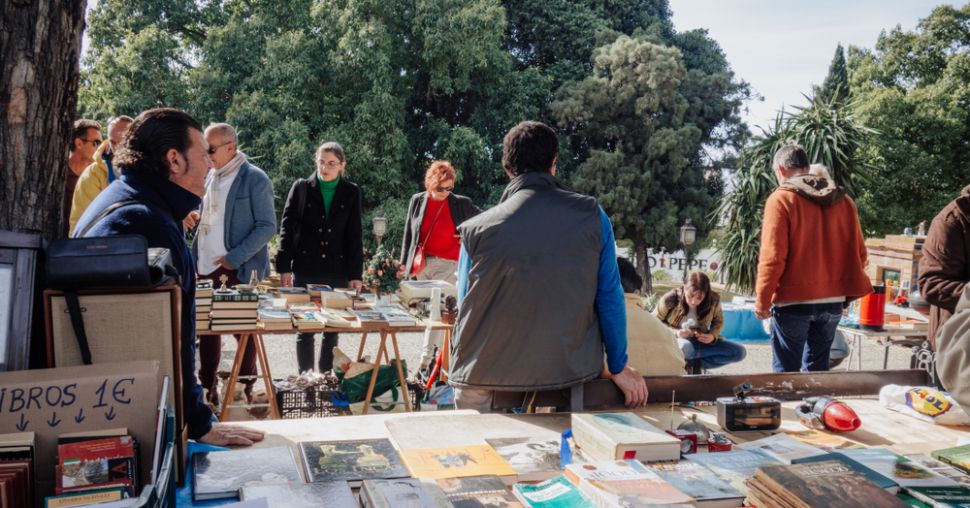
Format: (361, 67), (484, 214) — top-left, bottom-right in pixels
(818, 44), (849, 104)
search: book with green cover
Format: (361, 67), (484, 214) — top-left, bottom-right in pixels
(513, 476), (589, 508)
(904, 485), (970, 507)
(906, 454), (970, 487)
(932, 444), (970, 474)
(792, 452), (899, 492)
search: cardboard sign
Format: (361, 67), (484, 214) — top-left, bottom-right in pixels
(0, 361), (160, 500)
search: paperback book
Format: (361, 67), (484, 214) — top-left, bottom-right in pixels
(837, 448), (958, 490)
(513, 476), (590, 508)
(686, 450), (782, 493)
(932, 444), (970, 475)
(400, 445), (517, 483)
(737, 433), (827, 464)
(436, 475), (524, 507)
(485, 437), (561, 483)
(240, 482), (357, 508)
(299, 439), (407, 486)
(360, 478), (451, 508)
(192, 447), (301, 501)
(563, 459), (694, 507)
(570, 412), (680, 462)
(646, 460), (745, 508)
(906, 453), (970, 487)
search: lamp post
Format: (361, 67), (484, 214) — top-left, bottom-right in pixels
(679, 218), (697, 281)
(372, 211), (387, 247)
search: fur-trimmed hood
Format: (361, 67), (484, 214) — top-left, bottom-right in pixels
(779, 174), (846, 207)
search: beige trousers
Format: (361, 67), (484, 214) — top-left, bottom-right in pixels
(416, 256), (458, 369)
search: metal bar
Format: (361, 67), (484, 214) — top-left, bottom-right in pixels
(490, 369), (931, 410)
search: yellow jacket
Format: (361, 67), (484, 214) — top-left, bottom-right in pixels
(69, 141), (112, 234)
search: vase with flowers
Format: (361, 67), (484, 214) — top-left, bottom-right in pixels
(363, 244), (405, 302)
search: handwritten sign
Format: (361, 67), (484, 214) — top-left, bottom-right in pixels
(0, 361), (160, 500)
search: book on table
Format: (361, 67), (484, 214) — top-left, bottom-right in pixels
(278, 287), (311, 304)
(435, 475), (524, 507)
(932, 443), (970, 474)
(905, 453), (970, 487)
(360, 478), (452, 508)
(836, 448), (959, 490)
(513, 476), (591, 508)
(373, 305), (418, 327)
(563, 459), (694, 506)
(646, 460), (745, 508)
(737, 433), (827, 464)
(485, 437), (561, 483)
(298, 439), (407, 487)
(903, 484), (970, 506)
(570, 412), (680, 463)
(240, 482), (358, 508)
(399, 444), (517, 485)
(316, 309), (362, 329)
(791, 452), (899, 492)
(686, 450), (781, 493)
(192, 446), (301, 501)
(745, 460), (910, 508)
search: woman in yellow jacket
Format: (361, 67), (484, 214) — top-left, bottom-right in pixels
(655, 271), (746, 373)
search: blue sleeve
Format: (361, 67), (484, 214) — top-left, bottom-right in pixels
(596, 208), (628, 374)
(457, 244), (471, 307)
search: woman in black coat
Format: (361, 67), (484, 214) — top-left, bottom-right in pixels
(276, 141), (363, 373)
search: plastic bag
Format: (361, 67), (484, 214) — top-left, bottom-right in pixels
(879, 384), (970, 426)
(335, 360), (407, 405)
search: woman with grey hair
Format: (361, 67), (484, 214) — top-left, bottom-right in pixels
(275, 141), (364, 373)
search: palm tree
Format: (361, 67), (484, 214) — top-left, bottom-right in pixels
(714, 95), (876, 294)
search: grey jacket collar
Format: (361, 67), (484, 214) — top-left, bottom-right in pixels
(499, 172), (572, 203)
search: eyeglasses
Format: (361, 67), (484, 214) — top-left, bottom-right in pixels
(435, 186), (454, 193)
(318, 161), (343, 169)
(207, 141), (232, 155)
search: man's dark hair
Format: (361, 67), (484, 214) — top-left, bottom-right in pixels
(502, 121), (558, 177)
(617, 256), (642, 294)
(114, 108), (202, 178)
(773, 144), (810, 172)
(71, 119), (102, 152)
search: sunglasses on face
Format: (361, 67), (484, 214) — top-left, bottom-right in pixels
(435, 186), (454, 193)
(207, 141), (232, 155)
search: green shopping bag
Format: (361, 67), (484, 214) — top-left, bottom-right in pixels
(335, 360), (407, 410)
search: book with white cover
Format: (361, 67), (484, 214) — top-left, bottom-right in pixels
(570, 412), (680, 463)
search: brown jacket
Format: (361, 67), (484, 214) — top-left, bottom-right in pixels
(755, 175), (872, 314)
(919, 185), (970, 348)
(654, 288), (724, 339)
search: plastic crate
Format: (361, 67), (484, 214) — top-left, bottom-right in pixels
(274, 384), (351, 419)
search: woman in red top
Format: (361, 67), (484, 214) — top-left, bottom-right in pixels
(401, 160), (481, 369)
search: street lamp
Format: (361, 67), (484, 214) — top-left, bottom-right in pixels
(679, 218), (697, 281)
(372, 211), (387, 247)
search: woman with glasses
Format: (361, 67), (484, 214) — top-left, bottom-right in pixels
(400, 160), (481, 372)
(276, 141), (363, 373)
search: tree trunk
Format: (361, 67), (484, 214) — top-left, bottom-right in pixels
(635, 241), (653, 294)
(0, 1), (87, 239)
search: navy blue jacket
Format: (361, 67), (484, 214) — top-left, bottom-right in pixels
(75, 170), (214, 439)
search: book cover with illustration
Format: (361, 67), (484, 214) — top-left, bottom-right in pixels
(400, 444), (516, 481)
(932, 443), (970, 474)
(57, 436), (137, 495)
(737, 433), (826, 464)
(647, 460), (745, 507)
(485, 437), (561, 483)
(752, 460), (909, 507)
(906, 453), (970, 487)
(513, 476), (590, 508)
(361, 478), (451, 508)
(838, 448), (958, 489)
(300, 439), (407, 485)
(436, 475), (524, 507)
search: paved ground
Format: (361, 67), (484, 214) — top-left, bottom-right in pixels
(210, 328), (921, 420)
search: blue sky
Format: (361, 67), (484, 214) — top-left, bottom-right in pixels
(668, 0), (938, 131)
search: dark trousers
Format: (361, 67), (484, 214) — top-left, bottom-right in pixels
(198, 266), (257, 389)
(770, 302), (843, 372)
(294, 274), (348, 373)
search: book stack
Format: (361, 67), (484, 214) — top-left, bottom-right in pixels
(210, 288), (259, 332)
(196, 279), (213, 331)
(397, 279), (457, 304)
(308, 285), (359, 309)
(316, 308), (361, 329)
(564, 459), (695, 506)
(290, 303), (323, 330)
(374, 305), (419, 327)
(278, 287), (311, 304)
(259, 298), (293, 331)
(0, 432), (34, 508)
(52, 429), (140, 503)
(745, 460), (909, 507)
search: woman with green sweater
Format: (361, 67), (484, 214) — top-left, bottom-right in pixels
(276, 141), (363, 373)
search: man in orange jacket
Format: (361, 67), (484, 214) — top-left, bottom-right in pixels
(755, 145), (872, 372)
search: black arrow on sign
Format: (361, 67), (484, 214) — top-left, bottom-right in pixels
(105, 407), (116, 421)
(47, 412), (61, 428)
(74, 408), (85, 424)
(15, 414), (28, 432)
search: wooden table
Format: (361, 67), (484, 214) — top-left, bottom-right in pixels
(838, 326), (927, 370)
(197, 317), (454, 420)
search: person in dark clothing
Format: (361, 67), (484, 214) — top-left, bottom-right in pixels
(919, 186), (970, 348)
(74, 108), (264, 447)
(276, 141), (364, 373)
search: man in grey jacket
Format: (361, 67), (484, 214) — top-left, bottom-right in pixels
(451, 121), (648, 412)
(936, 286), (970, 412)
(186, 123), (276, 405)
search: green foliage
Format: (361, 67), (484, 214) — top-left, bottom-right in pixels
(715, 95), (876, 294)
(363, 244), (404, 294)
(847, 4), (970, 235)
(817, 44), (850, 104)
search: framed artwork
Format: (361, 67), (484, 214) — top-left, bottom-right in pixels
(0, 230), (42, 372)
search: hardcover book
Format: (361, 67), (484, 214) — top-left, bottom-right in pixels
(316, 309), (361, 328)
(44, 487), (127, 508)
(932, 444), (970, 474)
(485, 437), (561, 483)
(299, 439), (407, 486)
(791, 452), (899, 492)
(360, 478), (451, 508)
(838, 448), (958, 490)
(751, 460), (909, 507)
(686, 450), (782, 492)
(906, 453), (970, 487)
(563, 459), (694, 507)
(647, 460), (745, 508)
(400, 445), (517, 482)
(192, 447), (301, 501)
(57, 436), (138, 495)
(513, 476), (590, 508)
(737, 433), (827, 464)
(904, 485), (970, 506)
(240, 482), (357, 508)
(570, 412), (680, 463)
(436, 475), (523, 507)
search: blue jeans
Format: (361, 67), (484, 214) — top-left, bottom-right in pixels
(770, 303), (843, 372)
(677, 337), (747, 370)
